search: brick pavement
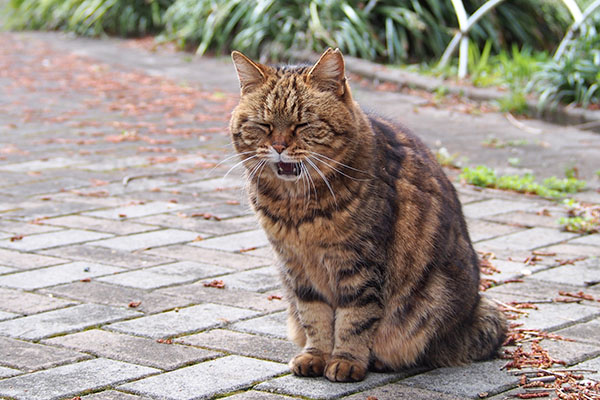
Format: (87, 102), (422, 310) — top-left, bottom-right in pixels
(0, 32), (599, 400)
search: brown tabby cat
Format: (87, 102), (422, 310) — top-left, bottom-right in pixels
(229, 48), (507, 382)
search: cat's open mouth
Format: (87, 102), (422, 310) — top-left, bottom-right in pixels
(273, 161), (301, 179)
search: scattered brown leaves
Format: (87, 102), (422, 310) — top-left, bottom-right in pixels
(267, 295), (282, 301)
(203, 280), (225, 289)
(556, 291), (599, 303)
(156, 338), (173, 344)
(9, 235), (23, 242)
(128, 301), (142, 308)
(555, 257), (588, 266)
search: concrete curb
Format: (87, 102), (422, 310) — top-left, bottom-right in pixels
(291, 51), (600, 133)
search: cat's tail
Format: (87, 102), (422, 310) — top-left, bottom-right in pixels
(427, 296), (507, 366)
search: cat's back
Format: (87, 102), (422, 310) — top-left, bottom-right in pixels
(366, 113), (459, 208)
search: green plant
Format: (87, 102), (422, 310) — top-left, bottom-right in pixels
(459, 165), (586, 198)
(559, 199), (599, 234)
(159, 0), (574, 62)
(4, 0), (173, 36)
(532, 30), (600, 109)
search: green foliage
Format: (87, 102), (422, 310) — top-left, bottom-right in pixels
(459, 165), (586, 198)
(532, 30), (600, 109)
(4, 0), (173, 36)
(4, 0), (575, 63)
(559, 199), (599, 234)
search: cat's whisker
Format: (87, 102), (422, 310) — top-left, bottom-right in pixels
(300, 162), (313, 207)
(255, 160), (269, 204)
(223, 154), (260, 182)
(309, 154), (371, 182)
(247, 158), (266, 182)
(300, 162), (317, 205)
(305, 157), (336, 206)
(203, 151), (256, 179)
(308, 151), (371, 175)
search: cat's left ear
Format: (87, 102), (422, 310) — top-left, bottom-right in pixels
(231, 51), (268, 95)
(307, 48), (347, 97)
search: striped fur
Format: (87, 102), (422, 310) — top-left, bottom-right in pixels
(229, 49), (507, 382)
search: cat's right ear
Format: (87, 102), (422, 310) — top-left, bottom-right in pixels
(231, 51), (267, 95)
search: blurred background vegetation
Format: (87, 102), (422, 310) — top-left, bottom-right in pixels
(3, 0), (599, 110)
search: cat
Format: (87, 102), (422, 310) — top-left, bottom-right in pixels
(229, 48), (507, 382)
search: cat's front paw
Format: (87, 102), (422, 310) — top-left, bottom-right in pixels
(324, 356), (367, 382)
(289, 351), (328, 377)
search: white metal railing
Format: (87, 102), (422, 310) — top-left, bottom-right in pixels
(437, 0), (600, 78)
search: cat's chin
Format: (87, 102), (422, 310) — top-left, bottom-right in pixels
(270, 162), (302, 182)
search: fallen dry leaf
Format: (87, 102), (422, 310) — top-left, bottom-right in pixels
(203, 280), (225, 289)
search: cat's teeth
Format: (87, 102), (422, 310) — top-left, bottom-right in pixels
(278, 166), (284, 175)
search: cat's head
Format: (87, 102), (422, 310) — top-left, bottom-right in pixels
(229, 48), (363, 184)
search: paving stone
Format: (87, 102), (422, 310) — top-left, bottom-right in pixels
(0, 310), (19, 321)
(220, 266), (280, 292)
(120, 355), (288, 400)
(224, 391), (301, 400)
(242, 246), (275, 259)
(136, 214), (259, 236)
(81, 391), (150, 400)
(342, 384), (466, 400)
(510, 302), (600, 332)
(484, 210), (563, 229)
(555, 318), (600, 345)
(183, 202), (254, 220)
(0, 220), (63, 235)
(0, 157), (84, 172)
(571, 356), (600, 381)
(539, 243), (600, 257)
(0, 178), (92, 198)
(45, 329), (220, 370)
(466, 219), (523, 243)
(178, 329), (298, 363)
(478, 227), (579, 251)
(0, 200), (99, 220)
(41, 244), (174, 269)
(0, 287), (76, 315)
(43, 215), (157, 235)
(108, 303), (259, 339)
(81, 156), (150, 171)
(0, 248), (66, 269)
(483, 259), (548, 284)
(531, 258), (600, 287)
(256, 371), (409, 400)
(485, 279), (582, 301)
(0, 265), (15, 274)
(0, 366), (21, 379)
(156, 283), (286, 313)
(0, 304), (139, 340)
(463, 199), (533, 219)
(145, 244), (271, 270)
(0, 229), (112, 251)
(0, 261), (124, 289)
(90, 229), (199, 251)
(191, 229), (270, 252)
(97, 261), (233, 289)
(174, 176), (243, 193)
(43, 281), (190, 313)
(0, 358), (159, 400)
(400, 360), (518, 398)
(84, 201), (189, 219)
(231, 311), (288, 339)
(0, 337), (90, 371)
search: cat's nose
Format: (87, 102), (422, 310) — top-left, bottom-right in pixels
(272, 143), (286, 154)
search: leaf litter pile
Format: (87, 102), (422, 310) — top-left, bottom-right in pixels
(478, 254), (600, 399)
(0, 31), (237, 178)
